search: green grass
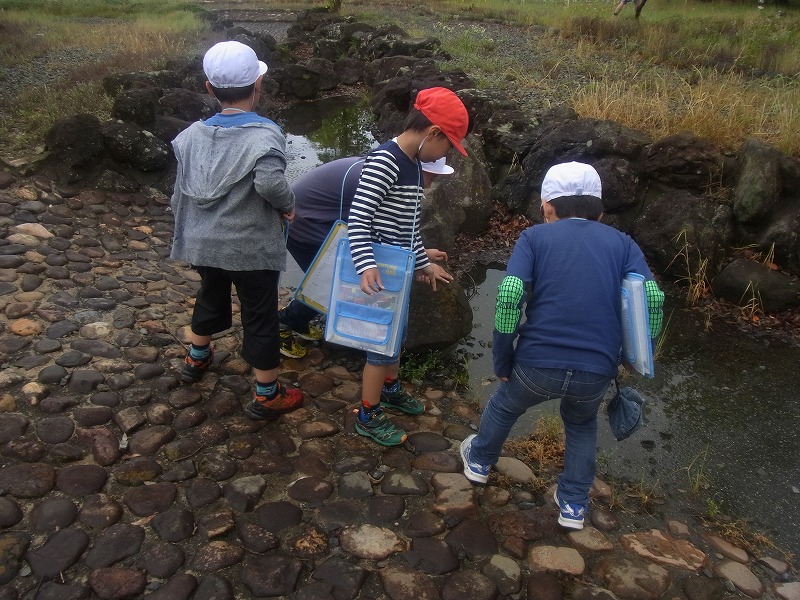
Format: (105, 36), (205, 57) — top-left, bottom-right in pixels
(399, 348), (469, 388)
(0, 0), (208, 160)
(347, 0), (800, 156)
(0, 0), (206, 18)
(2, 0), (800, 159)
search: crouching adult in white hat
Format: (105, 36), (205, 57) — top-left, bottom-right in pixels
(278, 156), (454, 358)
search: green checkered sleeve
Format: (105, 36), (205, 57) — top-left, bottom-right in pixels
(495, 276), (524, 334)
(645, 279), (665, 338)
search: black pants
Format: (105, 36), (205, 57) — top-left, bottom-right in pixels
(191, 266), (280, 371)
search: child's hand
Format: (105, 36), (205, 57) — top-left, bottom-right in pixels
(360, 268), (383, 295)
(282, 208), (295, 223)
(419, 264), (453, 292)
(425, 248), (448, 262)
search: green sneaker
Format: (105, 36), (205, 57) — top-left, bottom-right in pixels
(355, 410), (407, 446)
(280, 326), (306, 359)
(294, 318), (324, 341)
(380, 385), (424, 415)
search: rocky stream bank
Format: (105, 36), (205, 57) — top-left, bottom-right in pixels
(0, 3), (798, 599)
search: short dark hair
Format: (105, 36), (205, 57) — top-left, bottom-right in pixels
(208, 83), (256, 103)
(403, 108), (434, 132)
(548, 195), (605, 221)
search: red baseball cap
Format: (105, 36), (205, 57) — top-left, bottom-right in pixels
(413, 87), (469, 156)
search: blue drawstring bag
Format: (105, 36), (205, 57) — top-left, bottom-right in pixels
(607, 385), (645, 441)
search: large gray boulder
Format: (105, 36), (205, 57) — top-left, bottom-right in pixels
(159, 89), (217, 123)
(102, 121), (170, 172)
(734, 138), (788, 225)
(420, 141), (492, 253)
(643, 132), (723, 190)
(280, 64), (322, 100)
(406, 279), (473, 351)
(44, 114), (105, 169)
(712, 258), (800, 311)
(102, 71), (182, 97)
(520, 118), (651, 215)
(629, 185), (735, 278)
(111, 88), (161, 127)
(752, 203), (800, 276)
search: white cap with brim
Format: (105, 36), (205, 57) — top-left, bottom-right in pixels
(203, 41), (268, 89)
(420, 157), (455, 175)
(541, 161), (602, 201)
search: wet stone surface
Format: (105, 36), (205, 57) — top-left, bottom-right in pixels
(0, 167), (795, 599)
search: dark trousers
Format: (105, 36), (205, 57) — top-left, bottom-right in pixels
(192, 266), (280, 371)
(279, 237), (324, 332)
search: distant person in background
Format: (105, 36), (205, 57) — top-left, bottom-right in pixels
(278, 155), (454, 359)
(459, 161), (664, 530)
(614, 0), (646, 17)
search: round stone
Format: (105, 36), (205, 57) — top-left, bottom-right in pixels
(10, 318), (42, 336)
(29, 497), (78, 532)
(34, 339), (62, 353)
(35, 416), (75, 444)
(141, 542), (185, 578)
(56, 464), (108, 496)
(0, 497), (23, 528)
(78, 494), (123, 530)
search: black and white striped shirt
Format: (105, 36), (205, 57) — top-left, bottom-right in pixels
(347, 140), (430, 274)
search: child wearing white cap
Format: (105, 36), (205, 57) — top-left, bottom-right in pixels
(170, 41), (304, 421)
(459, 161), (664, 530)
(277, 155), (454, 358)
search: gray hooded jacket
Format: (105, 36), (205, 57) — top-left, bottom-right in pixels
(170, 119), (295, 272)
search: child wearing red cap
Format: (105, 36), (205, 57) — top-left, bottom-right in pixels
(347, 86), (470, 446)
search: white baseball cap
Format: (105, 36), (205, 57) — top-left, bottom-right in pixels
(541, 161), (602, 202)
(420, 157), (454, 175)
(203, 41), (268, 89)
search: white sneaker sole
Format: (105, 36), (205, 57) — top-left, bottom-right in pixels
(553, 489), (585, 530)
(460, 435), (489, 484)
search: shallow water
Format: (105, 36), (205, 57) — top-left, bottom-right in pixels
(275, 96), (378, 182)
(277, 98), (799, 558)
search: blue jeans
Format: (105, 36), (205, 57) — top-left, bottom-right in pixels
(365, 314), (408, 366)
(470, 365), (612, 506)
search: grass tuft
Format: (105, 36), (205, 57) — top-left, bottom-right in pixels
(701, 515), (795, 563)
(0, 1), (207, 160)
(667, 230), (712, 308)
(504, 413), (565, 491)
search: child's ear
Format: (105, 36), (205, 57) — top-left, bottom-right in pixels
(205, 81), (216, 97)
(427, 125), (442, 138)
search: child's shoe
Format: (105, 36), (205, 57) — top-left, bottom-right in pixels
(459, 434), (491, 484)
(380, 385), (424, 415)
(294, 317), (324, 342)
(244, 382), (304, 420)
(181, 347), (214, 383)
(553, 489), (587, 530)
(354, 409), (407, 446)
(279, 326), (307, 359)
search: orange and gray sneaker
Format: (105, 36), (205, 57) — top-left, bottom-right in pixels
(244, 382), (304, 420)
(181, 347), (214, 384)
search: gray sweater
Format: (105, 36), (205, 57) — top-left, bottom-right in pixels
(170, 118), (295, 272)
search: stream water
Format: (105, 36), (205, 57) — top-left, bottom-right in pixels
(276, 99), (800, 558)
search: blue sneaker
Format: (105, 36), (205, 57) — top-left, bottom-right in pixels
(553, 489), (586, 530)
(459, 434), (491, 484)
